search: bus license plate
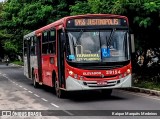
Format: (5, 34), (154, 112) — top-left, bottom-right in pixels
(97, 81), (107, 86)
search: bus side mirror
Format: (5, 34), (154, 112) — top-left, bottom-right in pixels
(131, 34), (135, 53)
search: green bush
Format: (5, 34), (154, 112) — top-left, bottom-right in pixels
(12, 60), (23, 66)
(134, 80), (160, 91)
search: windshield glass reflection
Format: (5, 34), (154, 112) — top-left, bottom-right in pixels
(66, 30), (130, 63)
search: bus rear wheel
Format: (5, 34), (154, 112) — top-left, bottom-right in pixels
(55, 80), (65, 98)
(32, 72), (39, 88)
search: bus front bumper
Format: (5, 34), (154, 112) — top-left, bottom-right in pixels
(65, 74), (132, 91)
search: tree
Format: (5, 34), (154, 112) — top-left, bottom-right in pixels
(70, 1), (91, 15)
(0, 0), (76, 59)
(0, 0), (160, 60)
(70, 0), (160, 48)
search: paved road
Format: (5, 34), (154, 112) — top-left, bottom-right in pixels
(0, 63), (160, 119)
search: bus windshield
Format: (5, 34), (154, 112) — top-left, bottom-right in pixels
(66, 29), (130, 63)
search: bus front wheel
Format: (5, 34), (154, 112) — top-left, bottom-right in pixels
(55, 80), (65, 98)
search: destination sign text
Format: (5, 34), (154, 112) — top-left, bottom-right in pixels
(74, 19), (120, 26)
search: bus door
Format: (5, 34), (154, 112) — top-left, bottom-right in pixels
(57, 29), (66, 88)
(36, 35), (42, 83)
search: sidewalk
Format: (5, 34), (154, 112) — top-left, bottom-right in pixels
(123, 86), (160, 96)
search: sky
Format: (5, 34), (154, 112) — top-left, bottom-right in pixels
(0, 0), (4, 2)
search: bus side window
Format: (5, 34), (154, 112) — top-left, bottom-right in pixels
(34, 36), (37, 55)
(42, 31), (49, 54)
(30, 36), (36, 55)
(23, 39), (27, 56)
(42, 32), (48, 43)
(48, 30), (56, 54)
(24, 48), (27, 56)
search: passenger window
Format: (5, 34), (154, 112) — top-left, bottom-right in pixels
(49, 30), (56, 41)
(42, 32), (48, 43)
(30, 36), (36, 55)
(42, 31), (49, 54)
(42, 43), (48, 54)
(42, 30), (56, 54)
(48, 30), (56, 54)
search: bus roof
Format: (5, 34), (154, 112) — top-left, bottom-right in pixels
(24, 31), (35, 39)
(25, 14), (128, 37)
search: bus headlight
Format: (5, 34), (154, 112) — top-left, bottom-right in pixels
(69, 71), (73, 75)
(127, 69), (131, 74)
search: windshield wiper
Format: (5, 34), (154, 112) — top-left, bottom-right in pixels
(71, 37), (76, 47)
(76, 29), (84, 45)
(123, 31), (129, 58)
(106, 28), (116, 48)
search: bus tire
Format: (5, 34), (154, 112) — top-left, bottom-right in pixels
(32, 70), (39, 88)
(101, 89), (112, 96)
(55, 80), (65, 98)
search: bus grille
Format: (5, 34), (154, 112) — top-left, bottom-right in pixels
(83, 80), (120, 87)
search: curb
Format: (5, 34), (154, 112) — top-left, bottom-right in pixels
(123, 87), (160, 96)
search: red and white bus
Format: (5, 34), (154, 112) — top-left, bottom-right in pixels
(23, 14), (132, 98)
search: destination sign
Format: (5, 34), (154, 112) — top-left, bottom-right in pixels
(67, 18), (127, 28)
(75, 19), (120, 26)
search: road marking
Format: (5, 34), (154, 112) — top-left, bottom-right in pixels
(51, 103), (59, 108)
(34, 94), (40, 97)
(63, 110), (74, 116)
(23, 88), (28, 91)
(28, 91), (33, 93)
(41, 98), (48, 102)
(3, 75), (8, 79)
(1, 72), (61, 109)
(19, 85), (23, 88)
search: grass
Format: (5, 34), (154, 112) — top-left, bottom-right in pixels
(11, 60), (24, 66)
(134, 80), (160, 91)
